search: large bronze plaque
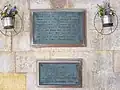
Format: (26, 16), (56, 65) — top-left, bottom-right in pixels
(31, 9), (86, 47)
(37, 59), (82, 88)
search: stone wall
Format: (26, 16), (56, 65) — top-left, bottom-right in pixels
(0, 0), (120, 90)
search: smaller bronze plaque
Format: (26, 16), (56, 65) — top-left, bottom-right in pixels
(37, 59), (82, 88)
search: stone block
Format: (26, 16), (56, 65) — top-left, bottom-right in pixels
(114, 51), (120, 72)
(29, 0), (50, 9)
(0, 33), (11, 51)
(0, 73), (26, 90)
(12, 32), (31, 51)
(15, 51), (50, 72)
(91, 51), (114, 89)
(0, 52), (15, 72)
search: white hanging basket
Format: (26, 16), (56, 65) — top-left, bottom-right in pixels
(101, 15), (113, 27)
(2, 17), (15, 29)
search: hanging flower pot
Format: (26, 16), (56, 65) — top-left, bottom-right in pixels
(97, 2), (115, 27)
(0, 4), (18, 29)
(2, 17), (14, 29)
(101, 15), (113, 27)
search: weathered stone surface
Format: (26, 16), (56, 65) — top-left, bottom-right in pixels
(88, 30), (120, 50)
(12, 32), (31, 51)
(30, 0), (50, 9)
(110, 31), (120, 50)
(15, 51), (50, 72)
(74, 0), (90, 4)
(50, 0), (73, 8)
(0, 52), (15, 72)
(89, 31), (113, 50)
(115, 73), (120, 89)
(0, 32), (11, 51)
(91, 51), (114, 90)
(114, 51), (120, 72)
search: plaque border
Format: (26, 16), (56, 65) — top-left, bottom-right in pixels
(30, 9), (87, 47)
(36, 59), (82, 88)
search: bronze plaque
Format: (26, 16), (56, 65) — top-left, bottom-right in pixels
(37, 59), (82, 88)
(31, 9), (86, 47)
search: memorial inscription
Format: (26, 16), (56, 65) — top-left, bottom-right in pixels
(31, 10), (86, 47)
(37, 59), (82, 88)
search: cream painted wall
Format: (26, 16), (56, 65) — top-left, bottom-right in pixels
(0, 0), (120, 90)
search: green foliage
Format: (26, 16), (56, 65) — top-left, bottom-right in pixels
(97, 4), (115, 17)
(97, 4), (105, 17)
(0, 4), (18, 19)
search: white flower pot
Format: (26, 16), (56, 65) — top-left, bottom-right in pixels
(2, 17), (14, 29)
(102, 15), (113, 27)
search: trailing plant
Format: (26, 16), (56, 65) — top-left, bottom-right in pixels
(97, 2), (115, 17)
(0, 4), (18, 19)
